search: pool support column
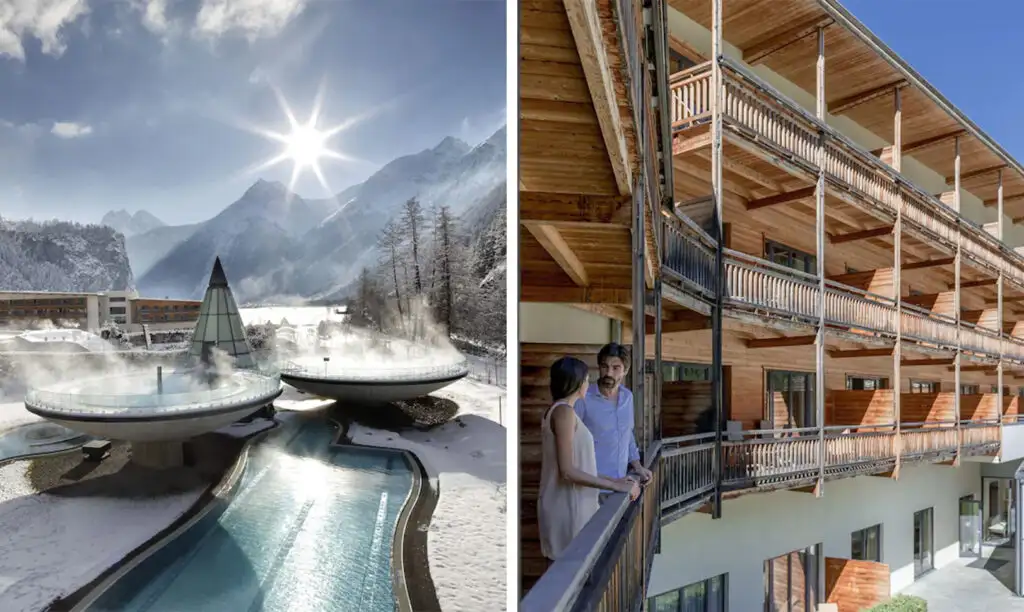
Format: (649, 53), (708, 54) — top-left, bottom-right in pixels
(157, 366), (163, 394)
(131, 440), (185, 469)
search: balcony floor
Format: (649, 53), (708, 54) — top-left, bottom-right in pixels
(902, 544), (1024, 611)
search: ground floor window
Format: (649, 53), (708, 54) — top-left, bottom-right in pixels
(913, 508), (934, 577)
(851, 524), (881, 562)
(764, 544), (821, 611)
(766, 370), (816, 429)
(650, 574), (726, 612)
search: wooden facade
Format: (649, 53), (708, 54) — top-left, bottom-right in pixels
(521, 0), (1024, 609)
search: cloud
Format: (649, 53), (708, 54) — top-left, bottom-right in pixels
(136, 0), (170, 35)
(0, 0), (89, 60)
(194, 0), (307, 41)
(50, 121), (93, 138)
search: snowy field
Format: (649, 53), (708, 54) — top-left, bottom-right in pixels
(239, 305), (346, 327)
(349, 378), (507, 611)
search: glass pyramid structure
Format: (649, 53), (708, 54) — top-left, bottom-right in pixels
(186, 257), (256, 369)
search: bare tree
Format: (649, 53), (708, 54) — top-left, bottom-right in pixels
(401, 198), (425, 295)
(377, 220), (405, 325)
(434, 205), (455, 335)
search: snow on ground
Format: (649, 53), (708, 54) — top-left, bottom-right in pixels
(0, 489), (202, 611)
(348, 378), (507, 611)
(0, 402), (39, 434)
(239, 305), (346, 327)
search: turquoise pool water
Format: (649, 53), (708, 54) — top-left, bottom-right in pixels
(85, 416), (414, 611)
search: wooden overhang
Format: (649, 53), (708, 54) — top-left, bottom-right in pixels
(521, 0), (647, 304)
(667, 0), (1024, 222)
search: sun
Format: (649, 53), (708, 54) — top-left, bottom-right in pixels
(243, 84), (364, 194)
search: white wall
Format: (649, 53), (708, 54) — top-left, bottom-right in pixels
(519, 303), (613, 345)
(649, 462), (981, 609)
(666, 8), (1024, 249)
(1000, 426), (1024, 463)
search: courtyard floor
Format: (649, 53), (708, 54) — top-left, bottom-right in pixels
(902, 543), (1024, 611)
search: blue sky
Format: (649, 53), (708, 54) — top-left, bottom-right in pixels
(0, 0), (506, 225)
(843, 0), (1024, 161)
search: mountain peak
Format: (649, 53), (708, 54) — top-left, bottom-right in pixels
(101, 208), (165, 237)
(433, 136), (470, 157)
(246, 178), (288, 196)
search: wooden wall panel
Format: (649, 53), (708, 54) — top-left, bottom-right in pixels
(826, 390), (894, 427)
(1005, 395), (1019, 422)
(960, 393), (1000, 422)
(902, 290), (956, 317)
(730, 364), (763, 429)
(824, 557), (891, 612)
(961, 308), (1000, 330)
(829, 268), (893, 296)
(519, 342), (603, 595)
(899, 392), (956, 423)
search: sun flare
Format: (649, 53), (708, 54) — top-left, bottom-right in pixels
(244, 84), (364, 194)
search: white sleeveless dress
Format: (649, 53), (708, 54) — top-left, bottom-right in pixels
(538, 400), (601, 560)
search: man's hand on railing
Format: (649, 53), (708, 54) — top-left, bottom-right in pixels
(612, 477), (641, 501)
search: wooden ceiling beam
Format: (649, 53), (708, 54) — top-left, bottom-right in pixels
(695, 150), (783, 192)
(520, 285), (630, 304)
(520, 192), (631, 227)
(524, 223), (589, 286)
(953, 365), (997, 374)
(953, 278), (998, 290)
(564, 0), (631, 195)
(870, 130), (967, 157)
(746, 335), (817, 349)
(673, 130), (712, 156)
(828, 348), (894, 359)
(902, 358), (955, 367)
(902, 257), (955, 271)
(741, 15), (834, 65)
(828, 79), (909, 115)
(947, 164), (1006, 185)
(746, 186), (816, 211)
(829, 225), (893, 244)
(984, 192), (1024, 207)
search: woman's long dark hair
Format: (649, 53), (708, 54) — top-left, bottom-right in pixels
(550, 356), (589, 401)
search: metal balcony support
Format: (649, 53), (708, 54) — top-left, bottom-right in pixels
(709, 0), (724, 520)
(633, 176), (647, 455)
(954, 135), (963, 458)
(998, 168), (1005, 422)
(892, 88), (903, 473)
(814, 26), (826, 495)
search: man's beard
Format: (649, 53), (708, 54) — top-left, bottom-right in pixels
(598, 376), (616, 389)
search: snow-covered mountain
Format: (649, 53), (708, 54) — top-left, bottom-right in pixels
(0, 218), (134, 292)
(101, 209), (165, 237)
(125, 222), (202, 278)
(138, 126), (506, 302)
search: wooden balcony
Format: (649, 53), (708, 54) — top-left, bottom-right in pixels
(520, 447), (661, 612)
(670, 59), (1024, 290)
(660, 433), (715, 522)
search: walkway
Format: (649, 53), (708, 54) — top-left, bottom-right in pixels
(902, 545), (1024, 611)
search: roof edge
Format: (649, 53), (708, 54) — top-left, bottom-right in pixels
(820, 0), (1024, 182)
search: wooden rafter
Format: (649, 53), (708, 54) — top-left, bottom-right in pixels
(695, 149), (783, 191)
(746, 186), (816, 211)
(524, 223), (589, 286)
(902, 257), (955, 271)
(902, 358), (955, 367)
(520, 192), (631, 227)
(828, 348), (893, 358)
(829, 225), (893, 244)
(746, 335), (817, 349)
(954, 278), (998, 290)
(673, 130), (711, 156)
(741, 15), (834, 65)
(520, 285), (630, 304)
(871, 130), (967, 157)
(828, 79), (909, 115)
(563, 0), (631, 195)
(985, 193), (1024, 207)
(947, 164), (1006, 185)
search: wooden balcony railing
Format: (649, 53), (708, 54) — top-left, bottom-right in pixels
(900, 304), (958, 350)
(669, 59), (1024, 291)
(660, 433), (715, 520)
(823, 425), (897, 477)
(960, 420), (1001, 455)
(961, 322), (1003, 358)
(661, 212), (716, 298)
(899, 422), (959, 460)
(521, 447), (661, 612)
(721, 427), (820, 490)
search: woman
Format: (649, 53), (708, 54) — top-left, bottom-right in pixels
(538, 356), (641, 560)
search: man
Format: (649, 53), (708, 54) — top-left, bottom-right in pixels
(574, 342), (653, 502)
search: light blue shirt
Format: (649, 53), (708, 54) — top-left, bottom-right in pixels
(574, 384), (640, 481)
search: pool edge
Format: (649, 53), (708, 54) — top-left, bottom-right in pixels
(50, 421), (275, 612)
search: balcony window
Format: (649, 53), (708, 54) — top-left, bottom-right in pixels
(765, 240), (816, 275)
(661, 361), (711, 382)
(766, 370), (815, 429)
(650, 574), (726, 612)
(109, 306), (126, 315)
(913, 508), (934, 577)
(846, 375), (888, 391)
(910, 380), (939, 394)
(851, 524), (881, 562)
(764, 544), (821, 611)
(960, 384), (980, 395)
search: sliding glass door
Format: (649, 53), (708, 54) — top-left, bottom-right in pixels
(766, 370), (816, 429)
(914, 508), (934, 576)
(764, 545), (821, 611)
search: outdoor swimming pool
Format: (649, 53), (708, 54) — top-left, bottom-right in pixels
(82, 416), (414, 611)
(0, 422), (89, 463)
